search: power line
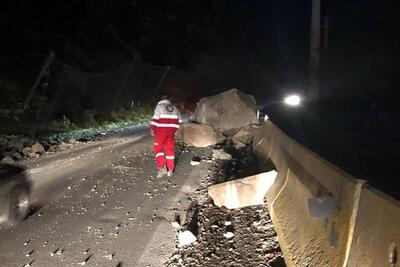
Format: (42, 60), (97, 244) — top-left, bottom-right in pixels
(1, 52), (46, 58)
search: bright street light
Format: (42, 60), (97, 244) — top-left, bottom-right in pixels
(284, 94), (301, 106)
(259, 94), (302, 123)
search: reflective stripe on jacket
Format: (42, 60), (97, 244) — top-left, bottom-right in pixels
(151, 100), (182, 132)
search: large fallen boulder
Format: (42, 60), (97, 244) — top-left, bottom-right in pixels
(176, 123), (225, 147)
(191, 89), (258, 135)
(208, 170), (278, 209)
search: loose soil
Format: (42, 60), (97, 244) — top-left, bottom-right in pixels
(166, 144), (285, 267)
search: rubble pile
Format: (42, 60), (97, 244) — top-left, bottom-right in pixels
(0, 135), (81, 163)
(232, 124), (261, 149)
(0, 135), (35, 162)
(166, 144), (284, 267)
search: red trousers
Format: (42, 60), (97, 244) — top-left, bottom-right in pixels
(153, 129), (176, 171)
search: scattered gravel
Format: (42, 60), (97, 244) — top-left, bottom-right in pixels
(166, 145), (285, 267)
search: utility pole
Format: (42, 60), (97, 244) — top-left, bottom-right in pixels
(323, 16), (329, 49)
(152, 65), (171, 101)
(113, 54), (138, 109)
(308, 0), (321, 101)
(23, 51), (55, 110)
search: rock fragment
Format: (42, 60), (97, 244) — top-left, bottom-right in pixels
(12, 152), (23, 160)
(23, 260), (35, 267)
(178, 230), (197, 247)
(105, 252), (114, 260)
(58, 141), (74, 149)
(234, 141), (247, 150)
(79, 255), (92, 265)
(223, 232), (235, 239)
(22, 147), (31, 156)
(190, 160), (201, 166)
(30, 143), (45, 154)
(171, 221), (181, 229)
(47, 146), (58, 152)
(232, 124), (260, 145)
(25, 250), (34, 257)
(68, 138), (77, 144)
(176, 123), (225, 147)
(212, 149), (232, 160)
(1, 156), (15, 163)
(208, 170), (278, 209)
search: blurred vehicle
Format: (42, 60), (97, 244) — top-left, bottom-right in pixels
(0, 164), (31, 227)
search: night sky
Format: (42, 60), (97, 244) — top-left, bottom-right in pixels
(0, 0), (399, 104)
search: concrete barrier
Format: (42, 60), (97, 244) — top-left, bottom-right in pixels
(254, 121), (400, 267)
(346, 185), (400, 267)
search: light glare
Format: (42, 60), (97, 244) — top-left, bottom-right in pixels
(284, 95), (301, 106)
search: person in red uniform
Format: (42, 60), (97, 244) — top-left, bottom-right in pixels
(150, 95), (182, 177)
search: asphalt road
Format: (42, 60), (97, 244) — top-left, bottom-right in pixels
(0, 130), (211, 267)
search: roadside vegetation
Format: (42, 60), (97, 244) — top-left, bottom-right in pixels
(0, 103), (153, 162)
(1, 77), (153, 149)
(45, 106), (152, 145)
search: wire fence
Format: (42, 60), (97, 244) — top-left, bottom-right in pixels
(0, 52), (189, 136)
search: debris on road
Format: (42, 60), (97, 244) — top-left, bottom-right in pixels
(223, 232), (234, 239)
(12, 151), (23, 160)
(0, 135), (32, 160)
(190, 161), (201, 166)
(171, 221), (181, 229)
(0, 129), (284, 267)
(58, 141), (75, 149)
(105, 252), (115, 260)
(25, 250), (34, 257)
(178, 230), (197, 247)
(232, 124), (260, 145)
(23, 260), (34, 267)
(166, 144), (284, 267)
(0, 155), (15, 163)
(208, 170), (278, 209)
(234, 141), (247, 149)
(212, 149), (232, 160)
(190, 156), (202, 166)
(31, 143), (45, 154)
(176, 122), (225, 147)
(22, 146), (32, 156)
